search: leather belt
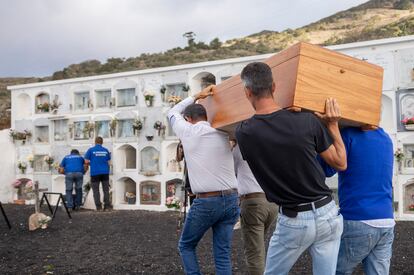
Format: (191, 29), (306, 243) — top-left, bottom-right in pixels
(196, 188), (238, 198)
(240, 192), (266, 201)
(280, 196), (333, 218)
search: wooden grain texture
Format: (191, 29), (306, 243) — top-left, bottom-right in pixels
(199, 42), (383, 132)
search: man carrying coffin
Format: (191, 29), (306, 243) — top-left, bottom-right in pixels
(235, 62), (347, 274)
(168, 86), (239, 275)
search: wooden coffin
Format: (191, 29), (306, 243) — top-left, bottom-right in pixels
(199, 42), (384, 133)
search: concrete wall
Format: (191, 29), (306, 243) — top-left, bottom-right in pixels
(0, 129), (15, 202)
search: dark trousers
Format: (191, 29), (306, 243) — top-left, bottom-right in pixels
(91, 174), (111, 209)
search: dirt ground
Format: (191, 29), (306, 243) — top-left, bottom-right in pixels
(0, 205), (413, 275)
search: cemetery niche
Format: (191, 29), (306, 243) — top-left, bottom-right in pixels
(35, 92), (50, 113)
(53, 119), (68, 141)
(397, 89), (414, 131)
(95, 89), (112, 109)
(117, 88), (136, 107)
(117, 177), (137, 205)
(403, 178), (414, 214)
(140, 146), (160, 175)
(74, 91), (91, 111)
(116, 144), (137, 171)
(140, 181), (161, 205)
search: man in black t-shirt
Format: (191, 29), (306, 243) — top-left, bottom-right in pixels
(235, 62), (347, 275)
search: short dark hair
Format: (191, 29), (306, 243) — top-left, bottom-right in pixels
(241, 62), (274, 98)
(95, 136), (103, 144)
(70, 149), (80, 155)
(183, 104), (207, 121)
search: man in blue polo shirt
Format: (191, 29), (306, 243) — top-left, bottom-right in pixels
(319, 127), (394, 275)
(59, 149), (86, 211)
(85, 136), (112, 211)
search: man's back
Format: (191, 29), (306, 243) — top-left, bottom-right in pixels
(236, 109), (332, 207)
(61, 154), (84, 173)
(334, 127), (393, 220)
(85, 144), (111, 176)
(179, 121), (237, 193)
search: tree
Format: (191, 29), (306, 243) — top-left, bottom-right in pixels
(209, 38), (222, 49)
(183, 31), (196, 47)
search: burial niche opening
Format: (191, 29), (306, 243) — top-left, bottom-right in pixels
(117, 145), (137, 170)
(140, 181), (161, 205)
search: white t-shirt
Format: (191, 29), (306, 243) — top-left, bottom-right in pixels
(168, 96), (238, 194)
(233, 145), (264, 196)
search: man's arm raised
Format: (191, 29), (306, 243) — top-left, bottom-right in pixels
(316, 98), (347, 171)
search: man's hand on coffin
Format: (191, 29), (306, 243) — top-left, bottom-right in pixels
(194, 85), (216, 101)
(314, 98), (341, 125)
(361, 124), (378, 131)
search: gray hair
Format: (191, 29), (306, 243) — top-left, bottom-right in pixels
(240, 62), (274, 98)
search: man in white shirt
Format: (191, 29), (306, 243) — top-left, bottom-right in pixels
(233, 144), (278, 275)
(168, 86), (240, 275)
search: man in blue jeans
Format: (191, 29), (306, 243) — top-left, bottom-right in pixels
(235, 62), (347, 274)
(85, 137), (112, 211)
(168, 85), (239, 275)
(59, 149), (86, 211)
(319, 127), (395, 275)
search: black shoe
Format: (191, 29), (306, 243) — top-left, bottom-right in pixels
(74, 206), (80, 211)
(96, 206), (103, 212)
(103, 205), (113, 212)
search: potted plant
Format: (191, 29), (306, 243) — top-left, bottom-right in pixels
(44, 155), (54, 170)
(160, 85), (167, 102)
(144, 91), (155, 107)
(133, 118), (143, 135)
(125, 192), (136, 204)
(166, 196), (181, 210)
(50, 98), (62, 114)
(402, 117), (414, 130)
(17, 161), (27, 174)
(24, 180), (36, 204)
(394, 148), (405, 173)
(9, 129), (32, 144)
(153, 121), (166, 137)
(167, 95), (182, 107)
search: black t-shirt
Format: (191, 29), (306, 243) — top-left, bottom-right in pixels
(235, 109), (333, 207)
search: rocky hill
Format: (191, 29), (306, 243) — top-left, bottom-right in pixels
(1, 0), (414, 129)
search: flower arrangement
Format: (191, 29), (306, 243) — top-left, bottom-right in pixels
(167, 95), (182, 106)
(133, 118), (143, 134)
(44, 156), (54, 168)
(12, 179), (25, 188)
(110, 118), (118, 137)
(166, 196), (181, 209)
(50, 99), (62, 114)
(38, 216), (52, 229)
(24, 180), (35, 199)
(51, 163), (60, 170)
(17, 161), (27, 174)
(160, 85), (167, 102)
(182, 85), (190, 92)
(27, 154), (34, 167)
(402, 117), (414, 130)
(9, 129), (32, 142)
(402, 117), (414, 125)
(394, 148), (405, 162)
(126, 192), (136, 199)
(37, 102), (50, 112)
(409, 204), (414, 211)
(82, 121), (95, 138)
(154, 121), (166, 137)
(144, 91), (155, 107)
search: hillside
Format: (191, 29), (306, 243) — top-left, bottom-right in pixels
(1, 0), (414, 129)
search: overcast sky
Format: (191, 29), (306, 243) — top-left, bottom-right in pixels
(0, 0), (368, 77)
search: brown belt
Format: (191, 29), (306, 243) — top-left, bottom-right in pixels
(196, 188), (238, 198)
(240, 192), (266, 201)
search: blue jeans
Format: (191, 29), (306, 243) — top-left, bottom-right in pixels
(65, 172), (83, 208)
(178, 193), (240, 275)
(336, 220), (394, 275)
(265, 200), (343, 275)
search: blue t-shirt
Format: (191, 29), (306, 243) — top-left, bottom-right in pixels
(318, 127), (394, 220)
(85, 144), (111, 176)
(60, 154), (85, 174)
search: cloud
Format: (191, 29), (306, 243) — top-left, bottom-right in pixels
(0, 0), (368, 77)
